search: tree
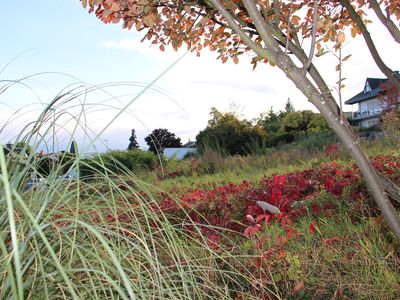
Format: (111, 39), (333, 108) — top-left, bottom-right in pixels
(145, 128), (181, 154)
(197, 107), (266, 155)
(259, 107), (282, 135)
(380, 108), (400, 135)
(281, 111), (314, 135)
(70, 140), (78, 154)
(284, 98), (295, 114)
(308, 113), (331, 133)
(82, 0), (400, 239)
(127, 129), (140, 150)
(378, 80), (400, 135)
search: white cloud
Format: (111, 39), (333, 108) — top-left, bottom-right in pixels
(99, 38), (185, 62)
(101, 38), (142, 51)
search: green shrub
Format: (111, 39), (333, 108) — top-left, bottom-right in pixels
(196, 108), (267, 155)
(81, 149), (164, 177)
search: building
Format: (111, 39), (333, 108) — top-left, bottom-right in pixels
(163, 141), (197, 160)
(345, 73), (399, 128)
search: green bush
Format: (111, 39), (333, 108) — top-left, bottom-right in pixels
(81, 149), (163, 177)
(196, 108), (267, 155)
(279, 131), (337, 152)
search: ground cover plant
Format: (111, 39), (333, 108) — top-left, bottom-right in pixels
(0, 73), (275, 299)
(138, 153), (400, 298)
(2, 132), (400, 298)
(2, 7), (400, 295)
(83, 0), (400, 240)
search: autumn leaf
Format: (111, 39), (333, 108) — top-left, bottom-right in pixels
(293, 281), (304, 292)
(143, 14), (154, 27)
(135, 20), (142, 31)
(246, 214), (255, 224)
(233, 56), (239, 64)
(337, 31), (346, 43)
(351, 27), (358, 38)
(309, 221), (317, 234)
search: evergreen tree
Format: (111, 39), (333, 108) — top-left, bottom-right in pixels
(284, 98), (295, 113)
(128, 129), (140, 150)
(70, 140), (78, 154)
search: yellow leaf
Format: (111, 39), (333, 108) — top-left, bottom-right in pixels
(337, 31), (346, 43)
(233, 56), (239, 64)
(316, 20), (324, 30)
(351, 27), (357, 38)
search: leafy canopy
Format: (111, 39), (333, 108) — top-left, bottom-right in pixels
(145, 128), (182, 154)
(196, 107), (266, 155)
(82, 0), (399, 68)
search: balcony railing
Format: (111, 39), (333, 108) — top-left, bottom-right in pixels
(349, 109), (382, 120)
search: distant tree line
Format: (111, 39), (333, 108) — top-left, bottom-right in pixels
(196, 99), (332, 155)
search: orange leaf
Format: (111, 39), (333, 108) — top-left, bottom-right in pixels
(351, 27), (357, 38)
(337, 31), (345, 43)
(293, 281), (304, 292)
(233, 56), (239, 64)
(82, 0), (88, 8)
(143, 14), (154, 27)
(135, 20), (142, 31)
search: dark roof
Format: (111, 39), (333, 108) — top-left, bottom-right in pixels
(345, 71), (400, 105)
(182, 141), (196, 148)
(344, 77), (387, 105)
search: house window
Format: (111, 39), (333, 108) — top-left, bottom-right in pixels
(367, 102), (373, 113)
(364, 82), (371, 93)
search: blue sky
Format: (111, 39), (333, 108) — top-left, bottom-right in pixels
(1, 1), (399, 152)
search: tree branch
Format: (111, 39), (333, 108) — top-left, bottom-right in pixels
(303, 0), (318, 74)
(206, 0), (271, 60)
(368, 0), (400, 44)
(340, 0), (400, 91)
(235, 0), (400, 241)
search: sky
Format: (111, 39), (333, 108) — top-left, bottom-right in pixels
(1, 0), (399, 153)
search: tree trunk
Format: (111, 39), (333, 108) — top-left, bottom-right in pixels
(286, 69), (400, 241)
(238, 0), (400, 241)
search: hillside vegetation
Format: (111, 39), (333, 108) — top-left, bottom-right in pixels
(1, 135), (399, 299)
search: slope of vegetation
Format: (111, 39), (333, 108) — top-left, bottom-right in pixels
(1, 135), (399, 299)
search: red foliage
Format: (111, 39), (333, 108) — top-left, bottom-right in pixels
(136, 155), (400, 254)
(309, 221), (317, 234)
(51, 154), (400, 284)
